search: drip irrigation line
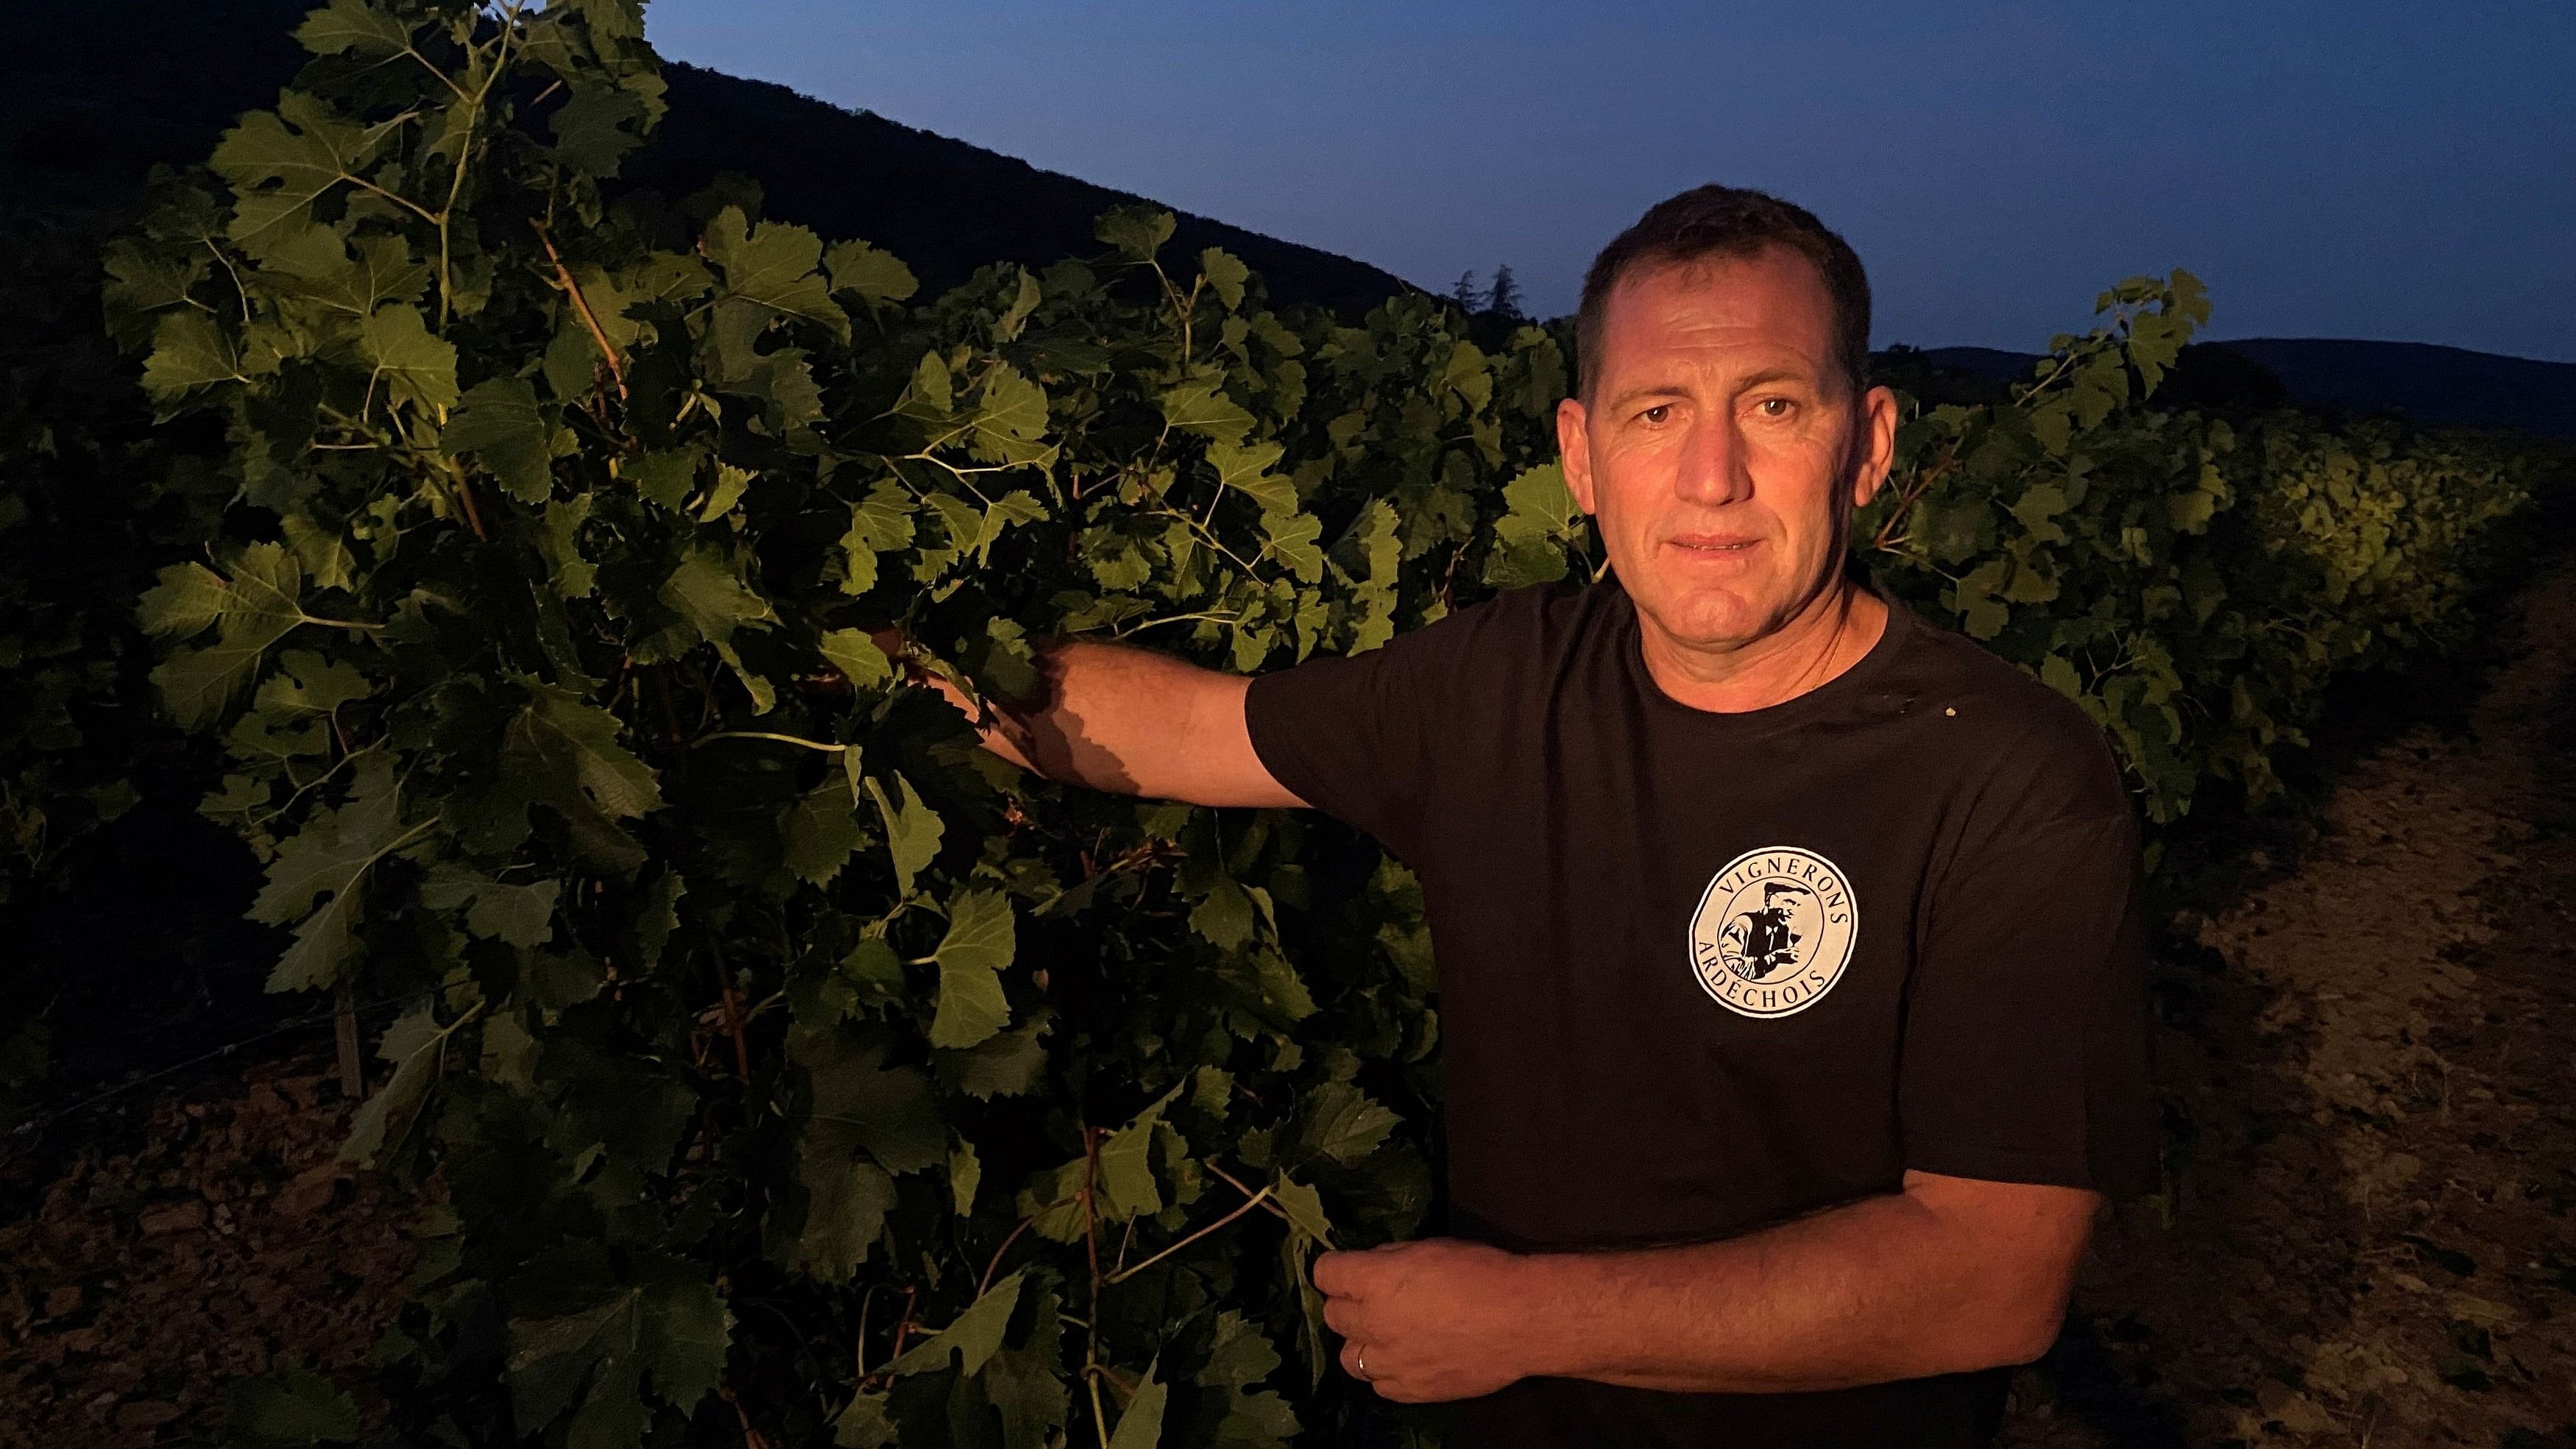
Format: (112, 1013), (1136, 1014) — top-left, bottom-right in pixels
(2, 985), (442, 1152)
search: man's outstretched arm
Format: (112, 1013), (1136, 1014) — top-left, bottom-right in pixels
(1315, 1170), (2098, 1403)
(899, 635), (1306, 809)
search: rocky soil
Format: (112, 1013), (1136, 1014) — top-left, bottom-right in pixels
(0, 1064), (409, 1446)
(2003, 569), (2576, 1448)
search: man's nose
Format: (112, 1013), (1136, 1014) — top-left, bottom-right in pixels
(1674, 411), (1752, 508)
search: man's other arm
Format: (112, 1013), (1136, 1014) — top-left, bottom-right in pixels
(901, 635), (1306, 809)
(1316, 1170), (2097, 1401)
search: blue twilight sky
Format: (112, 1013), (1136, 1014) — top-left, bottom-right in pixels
(642, 1), (2576, 361)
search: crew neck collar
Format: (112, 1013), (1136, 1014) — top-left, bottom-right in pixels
(1605, 573), (1915, 732)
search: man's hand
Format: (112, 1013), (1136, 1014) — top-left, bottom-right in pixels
(1315, 1239), (1530, 1403)
(871, 629), (1303, 808)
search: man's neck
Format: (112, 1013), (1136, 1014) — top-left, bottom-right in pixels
(1635, 578), (1889, 715)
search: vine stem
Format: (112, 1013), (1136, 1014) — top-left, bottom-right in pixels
(1089, 1373), (1114, 1449)
(429, 15), (512, 333)
(852, 1286), (875, 1381)
(1102, 1182), (1274, 1286)
(886, 1286), (919, 1367)
(707, 940), (751, 1087)
(1872, 433), (1963, 552)
(849, 1283), (921, 1395)
(533, 219), (629, 398)
(690, 730), (849, 753)
(447, 462), (490, 541)
(978, 1213), (1041, 1297)
(717, 1382), (773, 1449)
(1080, 1124), (1110, 1447)
(1205, 1160), (1331, 1247)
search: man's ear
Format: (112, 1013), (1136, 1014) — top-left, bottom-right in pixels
(1849, 384), (1899, 509)
(1557, 397), (1599, 515)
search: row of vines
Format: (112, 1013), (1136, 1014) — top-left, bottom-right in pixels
(0, 0), (2555, 1445)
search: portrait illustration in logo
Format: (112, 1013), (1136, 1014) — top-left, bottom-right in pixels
(1688, 848), (1858, 1018)
(1720, 881), (1811, 980)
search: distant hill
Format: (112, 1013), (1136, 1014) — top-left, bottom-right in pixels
(0, 0), (1415, 314)
(2210, 339), (2574, 441)
(0, 0), (308, 237)
(640, 64), (1414, 314)
(1921, 341), (2575, 441)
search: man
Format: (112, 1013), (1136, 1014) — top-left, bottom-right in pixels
(953, 185), (2154, 1446)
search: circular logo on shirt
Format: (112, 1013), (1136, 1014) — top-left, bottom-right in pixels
(1687, 847), (1859, 1018)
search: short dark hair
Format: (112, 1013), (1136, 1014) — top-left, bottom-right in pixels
(1575, 185), (1872, 401)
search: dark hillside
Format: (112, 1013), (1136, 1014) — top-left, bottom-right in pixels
(1925, 340), (2575, 440)
(0, 2), (1414, 313)
(2215, 337), (2576, 440)
(640, 63), (1416, 313)
(0, 0), (308, 237)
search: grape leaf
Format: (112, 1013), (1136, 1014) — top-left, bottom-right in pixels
(358, 302), (461, 413)
(227, 1366), (361, 1445)
(1096, 1084), (1182, 1219)
(1207, 439), (1295, 514)
(1094, 207), (1175, 261)
(146, 543), (320, 731)
(420, 865), (560, 947)
(935, 1019), (1050, 1100)
(883, 1272), (1022, 1378)
(250, 754), (424, 990)
(824, 239), (919, 304)
(504, 1264), (732, 1436)
(138, 563), (231, 639)
(509, 684), (662, 820)
(1160, 377), (1254, 445)
(1294, 1082), (1400, 1168)
(1105, 1361), (1167, 1449)
(140, 311), (255, 412)
(865, 772), (942, 896)
(818, 628), (893, 691)
(210, 92), (394, 259)
(445, 375), (562, 503)
(702, 205), (850, 341)
(549, 88), (651, 177)
(294, 0), (411, 57)
(928, 889), (1014, 1049)
(1200, 247), (1250, 310)
(341, 1003), (466, 1164)
(782, 773), (864, 886)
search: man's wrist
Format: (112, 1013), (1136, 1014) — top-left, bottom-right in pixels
(1485, 1244), (1579, 1384)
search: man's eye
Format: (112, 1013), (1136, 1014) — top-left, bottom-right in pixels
(1754, 397), (1794, 418)
(1640, 405), (1671, 424)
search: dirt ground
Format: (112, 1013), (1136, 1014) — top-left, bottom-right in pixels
(5, 575), (2575, 1447)
(0, 1065), (408, 1446)
(2001, 567), (2576, 1448)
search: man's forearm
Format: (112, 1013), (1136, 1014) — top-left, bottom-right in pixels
(911, 637), (1295, 808)
(1498, 1174), (2094, 1393)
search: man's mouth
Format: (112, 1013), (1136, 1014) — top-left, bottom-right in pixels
(1667, 535), (1760, 553)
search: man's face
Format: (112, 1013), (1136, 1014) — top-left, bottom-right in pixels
(1557, 249), (1897, 656)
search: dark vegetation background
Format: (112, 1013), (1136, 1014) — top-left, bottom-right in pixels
(1, 0), (2566, 1144)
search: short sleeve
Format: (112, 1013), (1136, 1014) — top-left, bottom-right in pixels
(1897, 800), (2158, 1198)
(1241, 603), (1490, 867)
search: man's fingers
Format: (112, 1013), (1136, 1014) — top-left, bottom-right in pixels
(1336, 1339), (1376, 1389)
(1320, 1294), (1365, 1336)
(1312, 1248), (1369, 1298)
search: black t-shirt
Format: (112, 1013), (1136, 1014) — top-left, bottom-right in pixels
(1243, 575), (2156, 1448)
